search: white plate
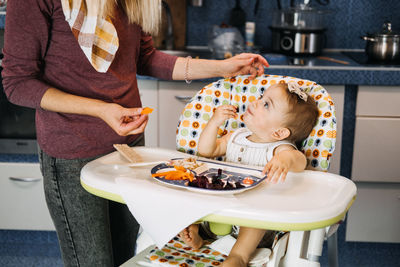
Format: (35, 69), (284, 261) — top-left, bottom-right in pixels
(151, 159), (267, 195)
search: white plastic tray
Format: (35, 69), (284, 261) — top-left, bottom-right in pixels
(81, 147), (357, 230)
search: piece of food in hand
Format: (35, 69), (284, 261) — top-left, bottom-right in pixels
(122, 114), (141, 123)
(122, 116), (134, 123)
(141, 107), (154, 115)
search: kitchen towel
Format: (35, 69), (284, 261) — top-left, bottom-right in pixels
(115, 176), (241, 249)
(60, 0), (118, 72)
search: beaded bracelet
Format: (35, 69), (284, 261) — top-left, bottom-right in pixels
(184, 56), (192, 84)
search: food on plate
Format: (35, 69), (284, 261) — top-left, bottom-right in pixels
(141, 107), (154, 115)
(169, 157), (205, 170)
(188, 168), (245, 190)
(243, 177), (254, 185)
(152, 166), (194, 181)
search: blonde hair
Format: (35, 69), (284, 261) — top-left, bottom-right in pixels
(71, 0), (161, 35)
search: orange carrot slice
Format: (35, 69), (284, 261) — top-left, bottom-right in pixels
(141, 107), (154, 115)
(152, 168), (194, 181)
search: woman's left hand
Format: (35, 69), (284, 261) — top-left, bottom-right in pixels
(219, 53), (269, 80)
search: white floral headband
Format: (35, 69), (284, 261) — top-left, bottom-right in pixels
(287, 82), (308, 101)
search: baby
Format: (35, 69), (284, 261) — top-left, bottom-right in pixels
(179, 82), (319, 267)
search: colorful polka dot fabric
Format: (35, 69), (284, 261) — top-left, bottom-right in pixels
(176, 74), (337, 172)
(148, 236), (227, 266)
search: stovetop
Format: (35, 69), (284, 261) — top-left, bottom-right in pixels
(342, 51), (400, 67)
(263, 50), (400, 68)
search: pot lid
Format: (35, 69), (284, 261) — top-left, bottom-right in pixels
(369, 22), (400, 37)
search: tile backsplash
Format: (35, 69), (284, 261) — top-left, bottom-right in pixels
(186, 0), (400, 50)
(0, 1), (398, 51)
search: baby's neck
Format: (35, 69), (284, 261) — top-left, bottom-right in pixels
(247, 134), (277, 143)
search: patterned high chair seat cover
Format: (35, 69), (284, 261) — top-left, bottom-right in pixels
(176, 74), (337, 171)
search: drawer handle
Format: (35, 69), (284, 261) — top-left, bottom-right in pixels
(9, 177), (41, 183)
(175, 96), (192, 104)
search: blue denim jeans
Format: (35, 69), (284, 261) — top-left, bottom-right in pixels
(39, 135), (144, 267)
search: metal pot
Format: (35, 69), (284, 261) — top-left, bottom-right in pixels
(361, 22), (400, 62)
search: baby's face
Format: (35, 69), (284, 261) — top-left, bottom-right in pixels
(243, 84), (289, 142)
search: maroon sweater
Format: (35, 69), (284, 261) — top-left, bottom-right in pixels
(2, 0), (177, 159)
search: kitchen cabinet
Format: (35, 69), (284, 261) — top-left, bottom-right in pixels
(158, 81), (208, 149)
(138, 79), (159, 147)
(346, 86), (400, 243)
(0, 162), (55, 230)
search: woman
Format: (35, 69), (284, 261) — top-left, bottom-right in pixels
(2, 0), (269, 266)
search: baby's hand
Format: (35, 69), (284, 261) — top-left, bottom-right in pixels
(262, 156), (290, 184)
(209, 105), (238, 126)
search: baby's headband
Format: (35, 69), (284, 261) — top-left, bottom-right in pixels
(287, 82), (308, 101)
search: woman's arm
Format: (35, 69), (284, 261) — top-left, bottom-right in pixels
(262, 145), (307, 183)
(40, 88), (148, 136)
(172, 53), (269, 81)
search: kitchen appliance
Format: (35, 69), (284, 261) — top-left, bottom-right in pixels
(361, 22), (400, 63)
(269, 3), (328, 55)
(208, 25), (244, 59)
(0, 63), (38, 154)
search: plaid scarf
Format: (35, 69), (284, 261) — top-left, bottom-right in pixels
(61, 0), (119, 73)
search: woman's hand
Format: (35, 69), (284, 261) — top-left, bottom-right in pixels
(209, 105), (238, 127)
(99, 103), (149, 136)
(219, 53), (269, 80)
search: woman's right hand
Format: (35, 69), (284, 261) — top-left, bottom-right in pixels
(99, 103), (149, 136)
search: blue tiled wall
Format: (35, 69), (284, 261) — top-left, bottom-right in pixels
(186, 0), (400, 50)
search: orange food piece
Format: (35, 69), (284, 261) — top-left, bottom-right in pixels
(243, 177), (254, 185)
(152, 167), (194, 181)
(141, 107), (154, 115)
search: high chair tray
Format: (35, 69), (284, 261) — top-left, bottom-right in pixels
(81, 146), (356, 231)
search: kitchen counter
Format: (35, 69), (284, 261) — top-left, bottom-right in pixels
(0, 153), (39, 163)
(263, 50), (400, 86)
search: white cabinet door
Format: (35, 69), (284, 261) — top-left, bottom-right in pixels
(158, 81), (208, 150)
(352, 117), (400, 183)
(322, 85), (344, 175)
(0, 163), (55, 230)
(138, 80), (159, 147)
(356, 86), (400, 117)
(346, 182), (400, 243)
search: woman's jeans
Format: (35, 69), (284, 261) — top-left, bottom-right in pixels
(39, 135), (144, 267)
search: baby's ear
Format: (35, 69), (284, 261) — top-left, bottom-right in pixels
(272, 127), (290, 141)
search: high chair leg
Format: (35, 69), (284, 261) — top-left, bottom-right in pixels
(327, 232), (339, 267)
(280, 229), (325, 267)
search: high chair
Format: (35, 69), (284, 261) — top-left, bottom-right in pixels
(80, 74), (356, 267)
(174, 74), (346, 266)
